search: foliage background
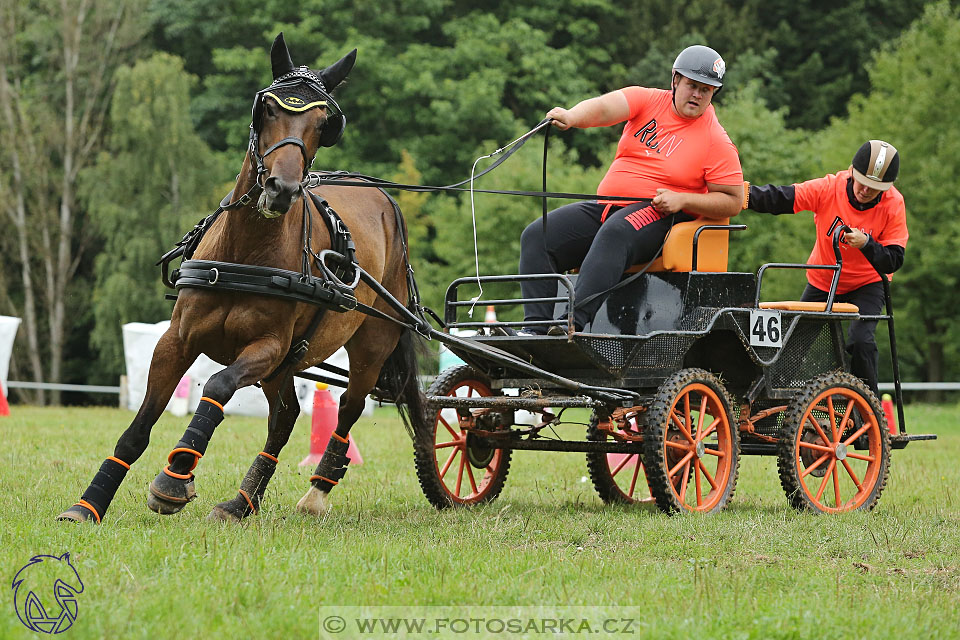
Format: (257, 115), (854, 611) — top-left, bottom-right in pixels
(2, 0), (959, 402)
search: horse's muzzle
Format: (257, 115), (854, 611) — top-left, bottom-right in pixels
(260, 175), (302, 217)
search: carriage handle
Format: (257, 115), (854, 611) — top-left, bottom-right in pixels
(753, 225), (850, 309)
(691, 223), (747, 271)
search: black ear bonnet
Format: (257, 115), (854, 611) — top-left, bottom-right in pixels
(251, 66), (346, 148)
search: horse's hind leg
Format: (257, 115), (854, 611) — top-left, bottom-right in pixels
(57, 327), (195, 523)
(207, 378), (300, 523)
(296, 324), (400, 517)
(147, 336), (284, 515)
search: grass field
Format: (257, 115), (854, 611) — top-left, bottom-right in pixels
(1, 402), (958, 639)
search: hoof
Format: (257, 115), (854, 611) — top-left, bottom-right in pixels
(56, 504), (99, 524)
(206, 494), (252, 524)
(206, 505), (243, 524)
(147, 467), (196, 515)
(295, 486), (331, 517)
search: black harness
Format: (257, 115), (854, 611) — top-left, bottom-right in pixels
(158, 68), (427, 383)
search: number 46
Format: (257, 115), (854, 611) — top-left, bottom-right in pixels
(749, 310), (782, 347)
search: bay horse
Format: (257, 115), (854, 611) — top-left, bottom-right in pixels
(58, 34), (425, 524)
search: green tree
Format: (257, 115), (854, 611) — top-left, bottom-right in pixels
(80, 52), (233, 381)
(0, 0), (148, 403)
(823, 1), (960, 386)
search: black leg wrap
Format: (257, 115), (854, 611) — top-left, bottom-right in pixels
(175, 400), (224, 455)
(79, 458), (130, 518)
(209, 454), (278, 522)
(310, 436), (351, 492)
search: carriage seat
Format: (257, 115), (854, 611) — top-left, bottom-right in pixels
(759, 301), (859, 314)
(625, 217), (732, 273)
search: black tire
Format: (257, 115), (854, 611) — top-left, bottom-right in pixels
(586, 414), (654, 505)
(642, 368), (740, 514)
(413, 365), (512, 509)
(777, 371), (890, 513)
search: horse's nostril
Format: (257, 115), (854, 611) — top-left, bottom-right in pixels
(263, 176), (282, 197)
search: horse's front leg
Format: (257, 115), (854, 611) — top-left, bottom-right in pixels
(207, 377), (300, 523)
(147, 337), (284, 515)
(296, 333), (395, 517)
(57, 327), (196, 523)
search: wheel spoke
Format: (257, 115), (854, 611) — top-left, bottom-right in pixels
(454, 453), (465, 496)
(846, 451), (875, 462)
(671, 410), (696, 444)
(465, 461), (479, 495)
(806, 413), (833, 447)
(678, 459), (691, 503)
(439, 413), (459, 440)
(826, 396), (839, 442)
(439, 447), (459, 478)
(665, 440), (690, 451)
(703, 447), (725, 458)
(832, 463), (841, 508)
(694, 459), (703, 505)
(668, 450), (695, 478)
(837, 399), (855, 435)
(841, 459), (863, 490)
(628, 461), (642, 497)
(434, 440), (460, 449)
(815, 459), (836, 502)
(699, 459), (718, 490)
(801, 452), (831, 478)
(798, 441), (832, 453)
(698, 417), (719, 442)
(610, 453), (635, 476)
(696, 395), (708, 439)
(842, 423), (871, 447)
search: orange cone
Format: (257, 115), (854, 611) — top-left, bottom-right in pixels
(299, 383), (362, 466)
(881, 393), (896, 435)
(0, 380), (9, 417)
(485, 305), (497, 323)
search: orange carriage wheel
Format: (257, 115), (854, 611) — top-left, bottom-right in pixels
(642, 369), (739, 514)
(586, 413), (655, 505)
(777, 372), (890, 513)
(413, 365), (512, 509)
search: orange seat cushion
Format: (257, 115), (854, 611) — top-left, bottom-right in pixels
(759, 301), (859, 313)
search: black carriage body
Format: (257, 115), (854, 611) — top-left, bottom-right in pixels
(449, 271), (848, 408)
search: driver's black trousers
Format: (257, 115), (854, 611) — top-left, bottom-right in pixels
(801, 281), (885, 396)
(518, 200), (692, 332)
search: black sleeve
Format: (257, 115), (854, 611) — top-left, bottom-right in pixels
(747, 184), (796, 214)
(859, 236), (905, 274)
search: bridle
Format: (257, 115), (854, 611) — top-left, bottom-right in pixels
(248, 67), (346, 189)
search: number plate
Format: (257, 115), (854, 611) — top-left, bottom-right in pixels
(750, 309), (783, 348)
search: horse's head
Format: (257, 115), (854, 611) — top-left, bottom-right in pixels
(249, 33), (356, 217)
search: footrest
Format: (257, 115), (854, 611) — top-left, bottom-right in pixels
(759, 301), (859, 313)
(890, 433), (937, 449)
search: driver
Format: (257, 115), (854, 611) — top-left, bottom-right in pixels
(517, 45), (743, 335)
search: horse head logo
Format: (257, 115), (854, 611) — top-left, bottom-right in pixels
(11, 553), (84, 634)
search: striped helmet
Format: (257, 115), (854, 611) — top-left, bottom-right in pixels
(851, 140), (899, 191)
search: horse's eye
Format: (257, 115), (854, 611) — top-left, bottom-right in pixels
(264, 101), (278, 118)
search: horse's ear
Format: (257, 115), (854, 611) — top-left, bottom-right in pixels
(270, 33), (295, 80)
(318, 49), (357, 92)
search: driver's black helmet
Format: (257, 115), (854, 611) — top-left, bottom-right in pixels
(672, 45), (725, 88)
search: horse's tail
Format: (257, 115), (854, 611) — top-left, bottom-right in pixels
(376, 328), (428, 439)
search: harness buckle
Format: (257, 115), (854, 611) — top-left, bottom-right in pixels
(208, 268), (220, 285)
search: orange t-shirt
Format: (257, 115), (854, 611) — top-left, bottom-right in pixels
(794, 170), (909, 293)
(596, 87), (743, 204)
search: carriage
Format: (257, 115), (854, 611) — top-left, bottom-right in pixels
(58, 35), (935, 525)
(415, 217), (936, 514)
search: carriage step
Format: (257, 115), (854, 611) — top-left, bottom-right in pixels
(890, 433), (937, 449)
